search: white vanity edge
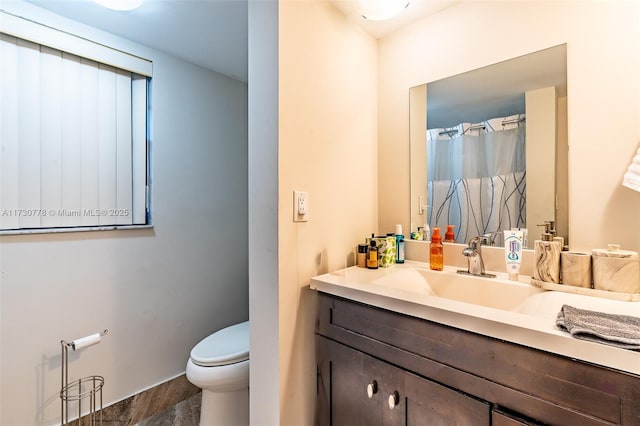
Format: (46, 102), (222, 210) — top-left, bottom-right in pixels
(310, 260), (640, 377)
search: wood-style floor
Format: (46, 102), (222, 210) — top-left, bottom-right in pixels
(70, 375), (201, 425)
(135, 393), (201, 426)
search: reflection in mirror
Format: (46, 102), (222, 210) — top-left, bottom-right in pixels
(410, 44), (568, 248)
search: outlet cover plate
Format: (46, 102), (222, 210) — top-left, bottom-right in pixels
(293, 190), (309, 222)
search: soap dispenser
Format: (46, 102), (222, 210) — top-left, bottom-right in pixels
(430, 227), (443, 271)
(547, 220), (565, 249)
(533, 222), (562, 283)
(444, 225), (455, 243)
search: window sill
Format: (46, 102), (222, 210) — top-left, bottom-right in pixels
(0, 224), (154, 236)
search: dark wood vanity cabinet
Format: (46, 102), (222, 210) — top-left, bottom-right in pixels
(315, 293), (640, 426)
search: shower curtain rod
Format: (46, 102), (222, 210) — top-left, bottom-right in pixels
(438, 117), (526, 136)
(439, 129), (458, 136)
(438, 125), (486, 135)
(501, 117), (526, 125)
(467, 124), (486, 131)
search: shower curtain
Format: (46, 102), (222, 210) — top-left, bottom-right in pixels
(427, 114), (526, 245)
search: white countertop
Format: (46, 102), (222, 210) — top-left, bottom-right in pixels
(310, 260), (640, 376)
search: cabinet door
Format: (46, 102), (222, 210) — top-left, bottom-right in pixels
(317, 335), (401, 425)
(403, 370), (490, 426)
(317, 335), (491, 426)
(331, 338), (386, 425)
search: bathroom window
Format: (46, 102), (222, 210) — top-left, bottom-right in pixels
(0, 11), (152, 234)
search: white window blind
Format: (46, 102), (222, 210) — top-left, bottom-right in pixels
(0, 30), (150, 232)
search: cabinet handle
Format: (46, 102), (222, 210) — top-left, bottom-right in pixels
(366, 380), (378, 398)
(388, 391), (400, 409)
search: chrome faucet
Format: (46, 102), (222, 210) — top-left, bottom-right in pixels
(458, 236), (496, 278)
(479, 231), (500, 247)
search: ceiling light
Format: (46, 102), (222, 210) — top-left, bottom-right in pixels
(361, 0), (410, 21)
(95, 0), (143, 11)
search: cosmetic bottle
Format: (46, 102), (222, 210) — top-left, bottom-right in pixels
(395, 224), (405, 264)
(430, 227), (443, 271)
(422, 223), (431, 242)
(444, 225), (455, 243)
(357, 244), (368, 268)
(533, 222), (561, 283)
(367, 239), (379, 269)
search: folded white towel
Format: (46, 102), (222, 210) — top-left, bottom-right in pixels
(556, 304), (640, 350)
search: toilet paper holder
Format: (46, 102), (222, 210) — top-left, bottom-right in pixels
(60, 329), (108, 425)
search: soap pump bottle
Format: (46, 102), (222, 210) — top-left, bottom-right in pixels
(444, 225), (455, 243)
(533, 222), (561, 283)
(430, 227), (443, 271)
(547, 220), (565, 250)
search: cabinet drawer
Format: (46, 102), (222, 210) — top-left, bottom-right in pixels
(317, 293), (640, 425)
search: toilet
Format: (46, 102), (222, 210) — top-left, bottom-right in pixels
(186, 321), (249, 426)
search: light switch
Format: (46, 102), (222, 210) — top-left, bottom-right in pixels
(293, 190), (309, 222)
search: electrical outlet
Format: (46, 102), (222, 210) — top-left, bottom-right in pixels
(293, 190), (309, 222)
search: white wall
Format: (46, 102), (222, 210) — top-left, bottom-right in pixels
(378, 1), (640, 253)
(278, 1), (378, 424)
(248, 0), (280, 425)
(0, 4), (248, 425)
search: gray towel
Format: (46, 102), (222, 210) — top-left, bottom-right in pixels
(556, 304), (640, 350)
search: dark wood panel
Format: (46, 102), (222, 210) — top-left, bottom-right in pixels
(316, 334), (331, 426)
(492, 410), (543, 426)
(316, 335), (401, 426)
(330, 338), (383, 426)
(329, 296), (622, 423)
(316, 293), (640, 425)
(404, 369), (490, 426)
(317, 335), (491, 426)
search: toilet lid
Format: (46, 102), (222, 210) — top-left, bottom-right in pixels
(190, 321), (249, 367)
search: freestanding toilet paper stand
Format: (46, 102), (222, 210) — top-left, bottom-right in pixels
(60, 330), (108, 425)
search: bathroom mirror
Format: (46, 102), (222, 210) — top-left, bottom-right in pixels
(410, 44), (568, 247)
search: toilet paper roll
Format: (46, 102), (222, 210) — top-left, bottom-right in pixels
(561, 252), (592, 288)
(71, 333), (102, 351)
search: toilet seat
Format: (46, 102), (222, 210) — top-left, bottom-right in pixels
(190, 321), (249, 367)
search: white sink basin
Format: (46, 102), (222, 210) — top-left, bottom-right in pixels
(335, 264), (545, 311)
(414, 267), (545, 311)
